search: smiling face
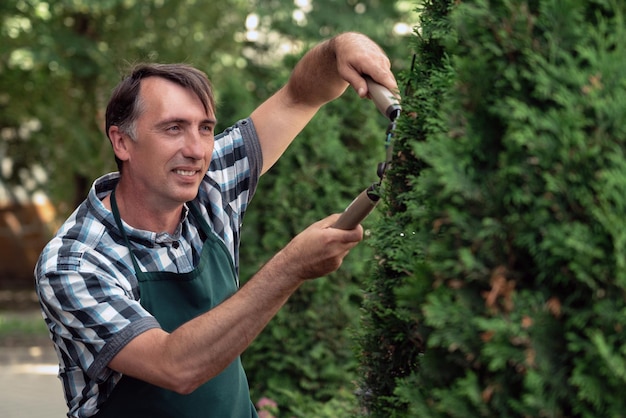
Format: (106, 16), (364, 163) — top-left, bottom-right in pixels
(114, 76), (216, 212)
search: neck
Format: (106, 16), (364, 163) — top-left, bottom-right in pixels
(105, 181), (183, 235)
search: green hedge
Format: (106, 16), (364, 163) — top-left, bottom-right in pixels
(359, 0), (626, 416)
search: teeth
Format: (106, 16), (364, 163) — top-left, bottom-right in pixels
(175, 170), (196, 176)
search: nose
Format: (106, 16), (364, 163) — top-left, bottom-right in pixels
(182, 131), (209, 160)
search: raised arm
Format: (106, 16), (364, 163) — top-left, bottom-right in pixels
(251, 32), (397, 174)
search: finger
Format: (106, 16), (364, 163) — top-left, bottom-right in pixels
(321, 213), (343, 227)
(334, 223), (364, 243)
(340, 66), (369, 98)
(317, 214), (363, 242)
(345, 66), (398, 101)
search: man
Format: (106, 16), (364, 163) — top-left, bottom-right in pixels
(35, 32), (397, 417)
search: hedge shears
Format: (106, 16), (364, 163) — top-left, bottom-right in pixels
(333, 76), (401, 230)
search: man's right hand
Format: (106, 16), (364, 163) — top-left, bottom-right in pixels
(276, 214), (364, 282)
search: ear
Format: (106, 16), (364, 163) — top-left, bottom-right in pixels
(109, 126), (131, 163)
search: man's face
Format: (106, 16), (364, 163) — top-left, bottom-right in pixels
(121, 76), (216, 211)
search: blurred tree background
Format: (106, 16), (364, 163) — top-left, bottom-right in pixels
(1, 0), (416, 415)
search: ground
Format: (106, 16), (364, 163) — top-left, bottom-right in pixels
(0, 286), (67, 417)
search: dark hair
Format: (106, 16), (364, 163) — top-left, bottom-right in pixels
(105, 63), (216, 170)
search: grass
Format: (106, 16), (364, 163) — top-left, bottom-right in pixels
(0, 310), (49, 340)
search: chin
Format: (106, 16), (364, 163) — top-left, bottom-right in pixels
(180, 188), (201, 203)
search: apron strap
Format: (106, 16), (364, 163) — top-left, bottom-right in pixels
(110, 188), (143, 275)
(187, 200), (213, 240)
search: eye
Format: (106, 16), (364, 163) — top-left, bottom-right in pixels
(200, 124), (214, 136)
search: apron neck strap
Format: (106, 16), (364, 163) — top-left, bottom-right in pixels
(187, 200), (212, 238)
(110, 187), (143, 275)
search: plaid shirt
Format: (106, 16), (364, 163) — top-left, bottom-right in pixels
(35, 118), (262, 418)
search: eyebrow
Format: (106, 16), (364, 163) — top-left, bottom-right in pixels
(155, 117), (217, 129)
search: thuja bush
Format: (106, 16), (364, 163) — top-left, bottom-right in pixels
(357, 0), (454, 414)
(360, 0), (626, 417)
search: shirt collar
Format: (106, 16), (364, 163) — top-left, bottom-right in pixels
(88, 172), (191, 247)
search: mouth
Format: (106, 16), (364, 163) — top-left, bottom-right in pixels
(174, 169), (200, 177)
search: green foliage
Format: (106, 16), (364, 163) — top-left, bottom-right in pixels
(250, 0), (411, 66)
(0, 311), (48, 338)
(359, 0), (626, 416)
(356, 0), (453, 415)
(1, 0), (248, 209)
(265, 385), (360, 418)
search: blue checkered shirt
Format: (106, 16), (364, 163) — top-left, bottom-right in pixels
(35, 118), (262, 418)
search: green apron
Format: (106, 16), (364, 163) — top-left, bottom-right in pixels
(94, 190), (258, 418)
